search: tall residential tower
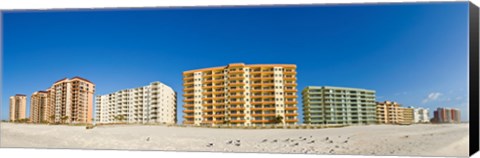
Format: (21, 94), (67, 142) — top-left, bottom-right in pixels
(9, 94), (27, 122)
(182, 63), (298, 126)
(30, 91), (49, 123)
(47, 77), (95, 124)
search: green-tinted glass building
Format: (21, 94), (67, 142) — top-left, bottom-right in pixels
(302, 86), (376, 125)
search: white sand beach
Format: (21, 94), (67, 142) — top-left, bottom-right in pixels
(0, 123), (469, 157)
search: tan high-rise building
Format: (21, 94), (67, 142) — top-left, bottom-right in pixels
(401, 107), (414, 124)
(376, 101), (404, 124)
(30, 91), (49, 123)
(182, 63), (298, 127)
(9, 94), (27, 122)
(47, 77), (95, 124)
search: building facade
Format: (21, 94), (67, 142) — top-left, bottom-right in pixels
(376, 101), (404, 124)
(47, 77), (95, 124)
(401, 107), (414, 124)
(302, 86), (376, 125)
(30, 91), (49, 123)
(409, 106), (430, 123)
(95, 81), (177, 124)
(9, 94), (27, 122)
(182, 63), (298, 126)
(432, 107), (461, 123)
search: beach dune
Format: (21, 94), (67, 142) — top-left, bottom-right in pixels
(0, 123), (469, 157)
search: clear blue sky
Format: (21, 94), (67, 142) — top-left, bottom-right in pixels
(1, 2), (470, 122)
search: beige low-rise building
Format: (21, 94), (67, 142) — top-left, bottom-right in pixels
(376, 101), (404, 124)
(9, 94), (27, 122)
(401, 107), (414, 124)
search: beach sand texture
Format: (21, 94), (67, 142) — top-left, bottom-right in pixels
(0, 123), (468, 157)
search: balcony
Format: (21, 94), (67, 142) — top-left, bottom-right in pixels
(213, 108), (225, 112)
(183, 115), (194, 119)
(229, 95), (244, 98)
(230, 120), (246, 123)
(285, 95), (296, 98)
(285, 107), (298, 110)
(213, 102), (226, 106)
(230, 101), (246, 104)
(183, 93), (194, 97)
(183, 98), (194, 102)
(229, 89), (245, 92)
(183, 76), (194, 80)
(202, 91), (213, 95)
(230, 107), (246, 111)
(228, 70), (245, 74)
(230, 113), (246, 117)
(285, 113), (297, 117)
(251, 120), (269, 123)
(229, 82), (245, 86)
(202, 109), (213, 112)
(183, 109), (194, 113)
(202, 97), (213, 101)
(283, 77), (296, 81)
(284, 89), (298, 92)
(285, 119), (298, 123)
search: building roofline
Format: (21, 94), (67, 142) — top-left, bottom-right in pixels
(182, 63), (296, 74)
(303, 86), (375, 92)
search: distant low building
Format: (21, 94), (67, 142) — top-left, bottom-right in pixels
(432, 107), (461, 123)
(409, 106), (430, 123)
(401, 107), (414, 124)
(376, 101), (404, 124)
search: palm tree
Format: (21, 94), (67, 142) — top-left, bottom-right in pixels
(114, 115), (126, 124)
(61, 116), (69, 124)
(274, 115), (284, 125)
(49, 115), (56, 123)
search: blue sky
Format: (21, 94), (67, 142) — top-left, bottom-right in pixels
(1, 2), (470, 122)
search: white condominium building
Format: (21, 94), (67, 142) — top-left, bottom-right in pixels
(95, 81), (177, 124)
(409, 106), (430, 123)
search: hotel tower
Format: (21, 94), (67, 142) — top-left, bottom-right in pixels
(9, 94), (27, 122)
(47, 77), (95, 124)
(182, 63), (298, 126)
(95, 81), (177, 124)
(30, 91), (49, 123)
(302, 86), (376, 125)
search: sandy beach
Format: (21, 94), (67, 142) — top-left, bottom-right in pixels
(0, 123), (469, 157)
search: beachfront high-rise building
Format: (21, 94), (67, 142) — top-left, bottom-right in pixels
(9, 94), (27, 122)
(376, 101), (404, 124)
(30, 91), (49, 123)
(413, 107), (430, 123)
(401, 107), (414, 124)
(302, 86), (376, 125)
(47, 77), (95, 124)
(432, 107), (461, 123)
(182, 63), (298, 126)
(95, 81), (177, 124)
